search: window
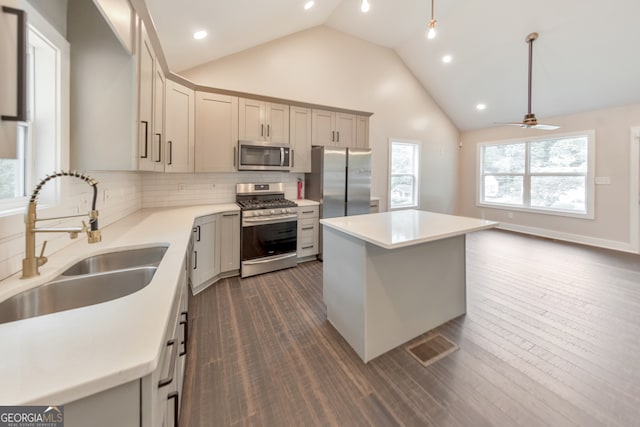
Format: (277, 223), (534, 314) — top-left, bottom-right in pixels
(0, 18), (66, 212)
(478, 131), (594, 217)
(389, 139), (420, 209)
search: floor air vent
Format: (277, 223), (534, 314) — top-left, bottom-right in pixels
(406, 334), (458, 367)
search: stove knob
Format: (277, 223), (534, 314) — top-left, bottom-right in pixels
(270, 209), (276, 214)
(255, 211), (262, 216)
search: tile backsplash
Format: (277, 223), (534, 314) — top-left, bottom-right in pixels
(0, 171), (142, 280)
(0, 170), (306, 280)
(142, 172), (305, 207)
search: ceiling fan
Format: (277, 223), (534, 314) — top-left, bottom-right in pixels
(501, 32), (559, 130)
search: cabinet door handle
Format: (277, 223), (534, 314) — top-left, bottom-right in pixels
(337, 131), (340, 143)
(267, 124), (270, 137)
(193, 250), (197, 269)
(158, 339), (177, 388)
(302, 226), (314, 230)
(140, 121), (149, 158)
(168, 141), (173, 165)
(332, 131), (335, 142)
(168, 392), (179, 427)
(180, 311), (188, 357)
(155, 133), (162, 162)
(195, 225), (201, 242)
(233, 146), (237, 167)
(1, 6), (26, 122)
(291, 148), (294, 168)
(223, 212), (239, 217)
(302, 210), (315, 214)
(261, 123), (264, 137)
(302, 245), (314, 250)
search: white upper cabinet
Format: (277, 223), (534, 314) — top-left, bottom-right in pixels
(0, 0), (23, 159)
(356, 115), (370, 148)
(311, 109), (334, 146)
(289, 106), (312, 173)
(165, 80), (194, 173)
(93, 0), (135, 54)
(335, 112), (357, 147)
(138, 22), (158, 171)
(151, 62), (165, 171)
(195, 91), (238, 172)
(238, 98), (289, 144)
(311, 109), (357, 148)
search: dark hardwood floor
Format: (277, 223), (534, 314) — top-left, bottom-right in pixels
(180, 229), (640, 426)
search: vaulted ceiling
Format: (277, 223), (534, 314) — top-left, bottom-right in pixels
(145, 0), (640, 131)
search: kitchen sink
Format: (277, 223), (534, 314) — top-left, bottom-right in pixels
(61, 245), (168, 276)
(0, 266), (157, 325)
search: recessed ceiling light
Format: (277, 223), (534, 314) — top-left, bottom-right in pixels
(361, 0), (370, 13)
(442, 55), (452, 63)
(476, 103), (487, 111)
(304, 1), (315, 10)
(193, 30), (207, 40)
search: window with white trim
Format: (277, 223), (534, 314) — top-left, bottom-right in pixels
(478, 131), (594, 217)
(389, 139), (420, 209)
(0, 22), (64, 212)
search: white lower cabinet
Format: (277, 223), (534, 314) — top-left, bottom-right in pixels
(64, 262), (189, 427)
(191, 214), (220, 294)
(219, 211), (241, 273)
(297, 205), (319, 260)
(190, 211), (240, 295)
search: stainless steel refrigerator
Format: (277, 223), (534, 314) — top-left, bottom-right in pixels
(305, 145), (372, 259)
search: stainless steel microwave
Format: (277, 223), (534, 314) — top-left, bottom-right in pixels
(237, 140), (291, 171)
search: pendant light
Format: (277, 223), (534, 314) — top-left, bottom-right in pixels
(427, 0), (437, 39)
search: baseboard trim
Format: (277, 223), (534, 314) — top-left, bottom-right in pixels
(497, 223), (638, 254)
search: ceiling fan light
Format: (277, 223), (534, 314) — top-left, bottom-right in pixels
(427, 20), (437, 39)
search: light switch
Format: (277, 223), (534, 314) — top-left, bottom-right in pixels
(595, 176), (611, 185)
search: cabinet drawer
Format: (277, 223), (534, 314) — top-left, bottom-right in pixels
(298, 205), (319, 219)
(297, 217), (318, 257)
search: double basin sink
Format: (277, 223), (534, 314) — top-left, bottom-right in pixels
(0, 245), (168, 325)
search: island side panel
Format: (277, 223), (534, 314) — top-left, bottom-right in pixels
(364, 234), (467, 362)
(323, 226), (368, 360)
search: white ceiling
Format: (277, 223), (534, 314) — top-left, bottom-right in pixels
(145, 0), (640, 131)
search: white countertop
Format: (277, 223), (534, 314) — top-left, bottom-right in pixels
(320, 209), (498, 250)
(0, 204), (238, 405)
(295, 199), (319, 207)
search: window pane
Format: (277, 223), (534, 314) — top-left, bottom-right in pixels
(391, 175), (415, 207)
(482, 143), (525, 173)
(391, 143), (415, 174)
(0, 159), (20, 200)
(531, 176), (586, 212)
(530, 137), (587, 173)
(482, 175), (523, 205)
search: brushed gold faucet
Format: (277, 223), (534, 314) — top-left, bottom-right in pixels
(22, 171), (102, 278)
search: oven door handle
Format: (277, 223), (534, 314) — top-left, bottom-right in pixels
(243, 214), (298, 225)
(243, 253), (297, 265)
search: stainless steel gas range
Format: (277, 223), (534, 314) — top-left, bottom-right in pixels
(236, 183), (298, 278)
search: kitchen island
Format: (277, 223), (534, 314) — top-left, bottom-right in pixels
(320, 209), (498, 362)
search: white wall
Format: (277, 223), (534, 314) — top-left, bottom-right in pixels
(459, 103), (640, 252)
(182, 26), (460, 213)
